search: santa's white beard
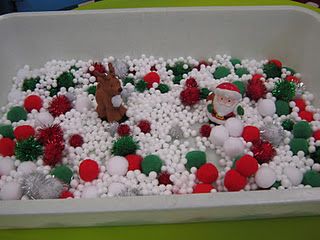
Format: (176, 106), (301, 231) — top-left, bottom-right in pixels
(213, 97), (236, 116)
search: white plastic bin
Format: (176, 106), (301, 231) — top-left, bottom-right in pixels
(0, 6), (320, 229)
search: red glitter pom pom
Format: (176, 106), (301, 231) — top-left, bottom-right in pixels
(125, 154), (143, 171)
(180, 87), (200, 106)
(89, 62), (106, 74)
(60, 190), (74, 199)
(117, 124), (131, 136)
(79, 159), (99, 182)
(37, 124), (64, 145)
(199, 124), (212, 138)
(138, 120), (151, 134)
(48, 95), (72, 117)
(251, 140), (275, 164)
(14, 125), (35, 141)
(24, 95), (43, 112)
(299, 111), (314, 122)
(313, 130), (320, 141)
(235, 155), (259, 177)
(286, 75), (300, 84)
(0, 138), (16, 157)
(196, 163), (219, 184)
(193, 183), (214, 194)
(294, 99), (306, 111)
(224, 169), (247, 192)
(143, 72), (160, 89)
(43, 142), (64, 166)
(69, 134), (84, 148)
(185, 78), (198, 88)
(246, 78), (267, 101)
(242, 126), (260, 143)
(269, 59), (282, 68)
(158, 172), (173, 185)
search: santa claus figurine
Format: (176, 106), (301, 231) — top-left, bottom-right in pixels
(206, 82), (242, 124)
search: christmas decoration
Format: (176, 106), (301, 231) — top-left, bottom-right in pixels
(137, 120), (151, 134)
(48, 95), (72, 117)
(7, 106), (27, 122)
(196, 163), (218, 184)
(60, 190), (74, 199)
(282, 119), (294, 131)
(141, 154), (163, 175)
(167, 61), (191, 76)
(51, 165), (73, 184)
(292, 121), (312, 139)
(56, 71), (75, 89)
(257, 99), (276, 117)
(13, 125), (35, 141)
(275, 100), (291, 116)
(135, 79), (148, 92)
(180, 87), (200, 106)
(157, 83), (170, 93)
(251, 140), (275, 164)
(225, 117), (244, 137)
(75, 95), (92, 113)
(24, 95), (43, 112)
(123, 77), (135, 86)
(168, 125), (184, 140)
(106, 156), (129, 176)
(246, 77), (267, 101)
(235, 67), (249, 77)
(263, 62), (281, 78)
(111, 136), (139, 156)
(230, 58), (241, 66)
(185, 151), (206, 170)
(199, 124), (212, 138)
(294, 99), (306, 111)
(87, 85), (97, 95)
(232, 81), (245, 96)
(0, 124), (14, 139)
(143, 72), (160, 89)
(223, 137), (245, 158)
(213, 66), (230, 79)
(224, 169), (247, 191)
(43, 142), (64, 166)
(200, 88), (210, 99)
(302, 170), (320, 187)
(15, 137), (43, 161)
(185, 78), (198, 88)
(283, 166), (303, 186)
(79, 159), (99, 182)
(89, 62), (106, 74)
(209, 125), (229, 146)
(69, 134), (84, 148)
(272, 80), (296, 102)
(313, 130), (320, 141)
(0, 157), (15, 176)
(255, 166), (276, 189)
(260, 123), (285, 146)
(298, 111), (314, 122)
(125, 154), (143, 171)
(116, 124), (130, 136)
(193, 184), (213, 193)
(158, 172), (172, 185)
(17, 161), (37, 175)
(0, 138), (15, 157)
(0, 182), (22, 200)
(113, 59), (129, 79)
(22, 77), (40, 92)
(290, 138), (309, 155)
(235, 155), (258, 177)
(35, 111), (54, 127)
(37, 124), (64, 145)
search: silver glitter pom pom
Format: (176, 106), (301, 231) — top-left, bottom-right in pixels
(106, 122), (119, 137)
(21, 172), (64, 199)
(113, 59), (128, 79)
(295, 82), (306, 98)
(260, 123), (285, 146)
(168, 125), (184, 140)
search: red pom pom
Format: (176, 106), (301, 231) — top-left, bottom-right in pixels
(251, 140), (275, 164)
(235, 155), (259, 177)
(125, 154), (143, 171)
(48, 95), (72, 117)
(185, 78), (198, 88)
(138, 120), (151, 134)
(60, 190), (74, 199)
(196, 163), (219, 184)
(14, 125), (35, 141)
(79, 159), (99, 182)
(43, 142), (64, 166)
(89, 62), (106, 74)
(224, 169), (247, 191)
(246, 78), (267, 101)
(69, 134), (84, 148)
(299, 111), (314, 122)
(313, 130), (320, 141)
(180, 87), (200, 106)
(143, 72), (160, 89)
(37, 124), (64, 145)
(286, 75), (300, 84)
(158, 172), (173, 185)
(199, 124), (212, 138)
(24, 95), (43, 112)
(0, 138), (16, 157)
(242, 126), (260, 143)
(294, 99), (306, 111)
(251, 74), (264, 81)
(117, 124), (131, 136)
(196, 60), (209, 71)
(269, 59), (282, 68)
(193, 183), (214, 194)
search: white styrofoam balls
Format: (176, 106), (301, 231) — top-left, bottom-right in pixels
(255, 166), (276, 189)
(35, 111), (54, 127)
(8, 89), (24, 104)
(283, 166), (303, 186)
(209, 125), (229, 146)
(108, 182), (126, 196)
(225, 117), (244, 137)
(0, 157), (15, 176)
(81, 185), (99, 199)
(223, 137), (244, 158)
(0, 182), (22, 200)
(106, 156), (128, 176)
(17, 161), (37, 175)
(257, 99), (276, 117)
(75, 95), (92, 113)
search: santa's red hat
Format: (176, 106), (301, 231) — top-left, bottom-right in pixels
(214, 82), (242, 100)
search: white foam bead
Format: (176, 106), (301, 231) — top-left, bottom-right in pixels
(209, 125), (229, 146)
(255, 166), (277, 189)
(75, 95), (92, 113)
(257, 99), (276, 117)
(225, 117), (244, 137)
(223, 137), (244, 158)
(35, 111), (54, 127)
(81, 185), (99, 199)
(0, 157), (15, 176)
(106, 156), (128, 176)
(0, 182), (22, 200)
(283, 166), (303, 186)
(17, 161), (37, 175)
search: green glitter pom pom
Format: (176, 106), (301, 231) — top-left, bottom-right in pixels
(7, 106), (27, 123)
(51, 165), (73, 184)
(22, 77), (40, 92)
(15, 137), (43, 161)
(141, 155), (163, 175)
(302, 170), (320, 187)
(57, 72), (75, 89)
(111, 136), (139, 156)
(135, 80), (147, 92)
(263, 62), (282, 78)
(272, 80), (296, 102)
(200, 88), (210, 99)
(310, 147), (320, 163)
(0, 124), (14, 139)
(289, 138), (309, 155)
(282, 119), (294, 131)
(230, 58), (241, 66)
(173, 75), (183, 85)
(185, 150), (206, 170)
(275, 100), (291, 116)
(232, 81), (245, 95)
(237, 105), (245, 116)
(213, 66), (230, 79)
(235, 68), (249, 77)
(123, 77), (135, 86)
(87, 85), (97, 95)
(49, 87), (59, 97)
(166, 61), (191, 76)
(157, 83), (170, 93)
(293, 121), (312, 139)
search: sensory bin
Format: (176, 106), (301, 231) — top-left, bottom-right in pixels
(0, 55), (320, 201)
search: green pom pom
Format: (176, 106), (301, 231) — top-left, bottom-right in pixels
(230, 58), (241, 66)
(22, 77), (40, 92)
(200, 88), (210, 99)
(49, 87), (59, 97)
(283, 67), (296, 75)
(7, 106), (27, 123)
(263, 62), (282, 78)
(272, 80), (296, 102)
(173, 75), (183, 85)
(51, 165), (73, 184)
(15, 137), (43, 161)
(282, 119), (294, 131)
(232, 81), (245, 96)
(111, 136), (139, 156)
(57, 72), (75, 89)
(185, 151), (206, 170)
(157, 83), (170, 93)
(166, 62), (191, 76)
(275, 100), (291, 116)
(235, 68), (249, 77)
(123, 77), (135, 86)
(293, 121), (312, 139)
(141, 155), (163, 175)
(302, 170), (320, 187)
(0, 124), (14, 139)
(135, 80), (147, 92)
(289, 138), (309, 155)
(213, 66), (230, 79)
(272, 180), (281, 189)
(70, 65), (79, 71)
(237, 105), (245, 116)
(310, 147), (320, 163)
(87, 85), (97, 95)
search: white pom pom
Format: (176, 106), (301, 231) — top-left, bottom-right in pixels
(81, 185), (99, 198)
(8, 89), (24, 104)
(223, 137), (244, 158)
(0, 182), (22, 200)
(283, 166), (303, 186)
(75, 95), (92, 113)
(108, 182), (126, 196)
(257, 99), (276, 117)
(225, 117), (244, 137)
(106, 156), (128, 176)
(209, 125), (229, 146)
(0, 157), (15, 176)
(17, 161), (37, 175)
(35, 112), (54, 127)
(255, 166), (276, 188)
(111, 95), (122, 108)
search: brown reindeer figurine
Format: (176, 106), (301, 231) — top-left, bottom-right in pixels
(91, 63), (127, 122)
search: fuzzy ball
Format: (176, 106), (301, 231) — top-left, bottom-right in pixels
(0, 138), (16, 157)
(251, 140), (275, 164)
(141, 155), (162, 175)
(48, 95), (72, 117)
(290, 138), (309, 155)
(260, 124), (285, 146)
(7, 106), (27, 123)
(246, 77), (267, 101)
(89, 62), (106, 74)
(69, 134), (84, 148)
(209, 125), (229, 146)
(137, 120), (151, 134)
(224, 169), (247, 191)
(293, 121), (312, 139)
(275, 100), (291, 116)
(242, 126), (260, 143)
(286, 75), (300, 84)
(185, 151), (206, 170)
(235, 68), (249, 77)
(255, 166), (277, 189)
(57, 72), (75, 89)
(185, 78), (198, 88)
(60, 190), (74, 199)
(143, 72), (160, 89)
(235, 155), (258, 177)
(223, 137), (245, 158)
(257, 99), (276, 117)
(196, 163), (218, 184)
(158, 172), (173, 185)
(51, 165), (73, 184)
(213, 66), (230, 79)
(113, 59), (129, 79)
(106, 156), (128, 176)
(302, 170), (320, 187)
(0, 156), (15, 176)
(272, 80), (296, 102)
(294, 99), (306, 111)
(283, 166), (303, 186)
(199, 124), (212, 138)
(263, 62), (281, 78)
(282, 119), (294, 131)
(313, 130), (320, 141)
(180, 87), (200, 106)
(22, 77), (40, 92)
(79, 159), (99, 182)
(157, 83), (170, 93)
(35, 112), (54, 127)
(298, 111), (314, 122)
(0, 182), (22, 200)
(117, 124), (131, 136)
(81, 186), (99, 199)
(111, 136), (139, 156)
(75, 95), (92, 113)
(43, 142), (64, 166)
(14, 125), (35, 141)
(108, 182), (126, 196)
(225, 117), (244, 137)
(125, 154), (143, 171)
(24, 95), (43, 112)
(17, 161), (37, 175)
(193, 183), (214, 194)
(168, 125), (184, 140)
(0, 124), (14, 139)
(37, 124), (64, 145)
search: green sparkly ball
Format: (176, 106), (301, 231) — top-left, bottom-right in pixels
(49, 87), (59, 97)
(235, 68), (249, 77)
(292, 121), (312, 139)
(263, 62), (282, 78)
(157, 83), (170, 93)
(282, 119), (294, 131)
(167, 62), (191, 76)
(57, 72), (75, 89)
(232, 81), (245, 96)
(111, 136), (139, 156)
(310, 147), (320, 163)
(173, 75), (183, 85)
(237, 105), (245, 116)
(272, 80), (296, 102)
(135, 80), (147, 92)
(289, 138), (309, 155)
(213, 66), (230, 79)
(275, 100), (291, 116)
(51, 165), (73, 184)
(0, 124), (14, 139)
(302, 170), (320, 187)
(123, 77), (135, 86)
(87, 85), (97, 95)
(22, 77), (40, 92)
(185, 151), (206, 170)
(230, 58), (241, 66)
(200, 88), (210, 99)
(141, 155), (163, 175)
(7, 106), (27, 123)
(15, 137), (43, 161)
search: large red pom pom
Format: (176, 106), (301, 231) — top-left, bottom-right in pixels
(48, 95), (72, 117)
(14, 125), (35, 141)
(158, 172), (173, 185)
(60, 190), (74, 199)
(193, 183), (214, 194)
(180, 87), (200, 106)
(79, 159), (99, 182)
(185, 78), (198, 88)
(242, 126), (260, 143)
(0, 138), (16, 157)
(117, 124), (131, 136)
(299, 111), (314, 122)
(125, 154), (143, 171)
(235, 155), (259, 177)
(89, 62), (106, 74)
(199, 124), (212, 138)
(69, 134), (84, 148)
(143, 72), (160, 89)
(251, 140), (275, 164)
(313, 130), (320, 141)
(286, 75), (300, 84)
(246, 78), (267, 101)
(196, 163), (219, 184)
(43, 142), (64, 166)
(269, 59), (282, 68)
(224, 169), (247, 191)
(24, 95), (43, 112)
(37, 124), (64, 145)
(294, 99), (306, 111)
(138, 120), (151, 134)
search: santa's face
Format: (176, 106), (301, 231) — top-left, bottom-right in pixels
(213, 94), (238, 116)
